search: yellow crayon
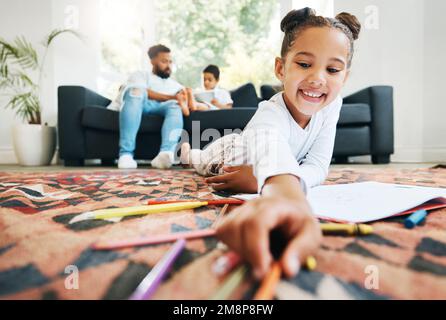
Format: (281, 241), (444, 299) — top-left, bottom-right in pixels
(305, 256), (317, 271)
(320, 223), (373, 236)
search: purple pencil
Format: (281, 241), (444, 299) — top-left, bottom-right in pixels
(129, 238), (186, 300)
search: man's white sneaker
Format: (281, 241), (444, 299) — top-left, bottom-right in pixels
(151, 151), (174, 169)
(118, 154), (137, 169)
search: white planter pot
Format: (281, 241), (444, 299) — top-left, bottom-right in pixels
(12, 124), (56, 166)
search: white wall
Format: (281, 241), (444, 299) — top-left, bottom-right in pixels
(335, 0), (445, 162)
(0, 0), (52, 163)
(49, 0), (101, 125)
(422, 1), (446, 162)
(0, 0), (99, 163)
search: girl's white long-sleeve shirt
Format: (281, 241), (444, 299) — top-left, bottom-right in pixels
(241, 92), (343, 194)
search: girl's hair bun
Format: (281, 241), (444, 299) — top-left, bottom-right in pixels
(335, 12), (361, 40)
(280, 7), (316, 33)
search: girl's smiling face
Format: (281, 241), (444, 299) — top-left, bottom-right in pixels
(275, 26), (351, 126)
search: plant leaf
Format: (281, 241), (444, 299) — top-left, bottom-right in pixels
(44, 28), (82, 48)
(5, 91), (40, 122)
(0, 63), (8, 78)
(6, 92), (38, 119)
(0, 38), (19, 60)
(14, 36), (38, 70)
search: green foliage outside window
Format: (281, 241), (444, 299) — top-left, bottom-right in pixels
(155, 0), (281, 90)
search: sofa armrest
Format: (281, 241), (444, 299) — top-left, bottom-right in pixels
(343, 86), (394, 156)
(57, 86), (111, 160)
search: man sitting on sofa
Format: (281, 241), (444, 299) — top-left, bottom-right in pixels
(107, 44), (188, 169)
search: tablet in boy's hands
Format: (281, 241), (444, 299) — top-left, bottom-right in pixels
(193, 90), (215, 103)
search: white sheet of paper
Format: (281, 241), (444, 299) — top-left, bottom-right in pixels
(232, 181), (446, 223)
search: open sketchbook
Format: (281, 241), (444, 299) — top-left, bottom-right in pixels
(232, 182), (446, 223)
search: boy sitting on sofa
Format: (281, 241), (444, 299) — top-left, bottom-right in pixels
(185, 64), (233, 111)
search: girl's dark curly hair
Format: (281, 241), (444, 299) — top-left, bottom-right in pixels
(280, 7), (361, 68)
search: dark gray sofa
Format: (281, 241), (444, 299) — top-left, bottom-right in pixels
(58, 84), (393, 166)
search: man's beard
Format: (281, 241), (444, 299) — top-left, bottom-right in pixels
(155, 68), (171, 79)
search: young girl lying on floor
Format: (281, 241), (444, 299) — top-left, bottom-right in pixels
(181, 8), (361, 279)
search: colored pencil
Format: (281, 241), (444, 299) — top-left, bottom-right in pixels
(93, 222), (372, 251)
(92, 228), (216, 250)
(253, 256), (317, 300)
(212, 204), (230, 229)
(148, 198), (244, 206)
(253, 262), (282, 300)
(69, 201), (209, 224)
(129, 239), (186, 300)
(210, 265), (248, 300)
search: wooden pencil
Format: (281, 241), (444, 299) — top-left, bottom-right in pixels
(92, 228), (216, 250)
(212, 204), (230, 229)
(147, 199), (244, 206)
(253, 262), (282, 300)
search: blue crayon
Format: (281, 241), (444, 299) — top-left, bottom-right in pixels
(404, 209), (427, 229)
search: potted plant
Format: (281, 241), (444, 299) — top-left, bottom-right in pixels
(0, 29), (80, 166)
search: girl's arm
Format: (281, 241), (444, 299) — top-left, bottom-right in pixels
(289, 96), (342, 190)
(213, 102), (322, 278)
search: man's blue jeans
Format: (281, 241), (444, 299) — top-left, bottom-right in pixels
(119, 88), (183, 157)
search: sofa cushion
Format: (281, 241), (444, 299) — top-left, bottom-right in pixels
(82, 105), (163, 133)
(184, 108), (257, 131)
(337, 103), (371, 125)
(82, 105), (257, 134)
(230, 83), (259, 108)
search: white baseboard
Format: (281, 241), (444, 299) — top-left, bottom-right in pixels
(0, 147), (17, 164)
(0, 147), (60, 165)
(422, 147), (446, 163)
(393, 146), (446, 163)
(392, 147), (424, 162)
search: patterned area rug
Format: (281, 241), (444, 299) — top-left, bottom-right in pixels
(0, 167), (445, 300)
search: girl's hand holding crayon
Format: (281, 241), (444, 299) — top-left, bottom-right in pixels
(216, 175), (321, 280)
